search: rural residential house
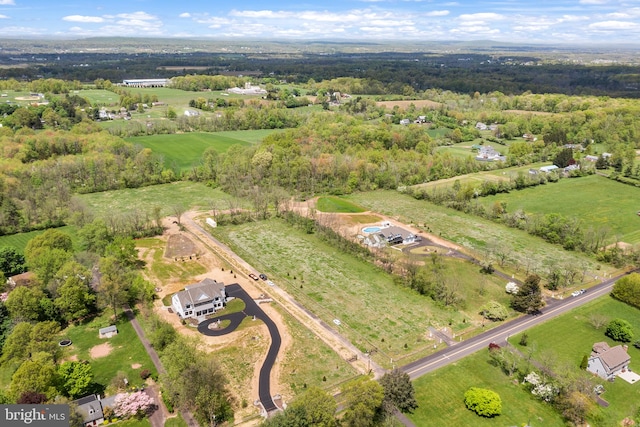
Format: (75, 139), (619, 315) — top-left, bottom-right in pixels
(587, 342), (631, 380)
(172, 278), (226, 321)
(74, 394), (104, 426)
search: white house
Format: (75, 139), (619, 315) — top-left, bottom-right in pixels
(539, 165), (559, 173)
(587, 342), (631, 380)
(172, 278), (226, 322)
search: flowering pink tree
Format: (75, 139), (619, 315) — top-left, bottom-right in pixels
(113, 391), (155, 419)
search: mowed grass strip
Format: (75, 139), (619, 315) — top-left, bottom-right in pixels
(0, 225), (78, 253)
(316, 196), (366, 213)
(511, 296), (640, 426)
(213, 218), (510, 365)
(480, 174), (640, 244)
(62, 312), (156, 389)
(126, 132), (251, 172)
(76, 89), (120, 106)
(78, 181), (245, 219)
(344, 190), (614, 280)
(408, 351), (565, 427)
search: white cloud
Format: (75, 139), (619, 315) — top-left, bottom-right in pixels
(0, 0), (15, 5)
(179, 12), (191, 18)
(589, 20), (639, 30)
(0, 14), (7, 19)
(63, 15), (105, 23)
(458, 13), (505, 22)
(426, 10), (449, 17)
(580, 0), (609, 4)
(115, 11), (156, 21)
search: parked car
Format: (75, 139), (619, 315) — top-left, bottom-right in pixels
(333, 319), (341, 326)
(259, 273), (268, 281)
(571, 290), (581, 297)
(248, 273), (259, 280)
(266, 280), (275, 286)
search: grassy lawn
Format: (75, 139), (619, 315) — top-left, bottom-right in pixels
(511, 296), (640, 426)
(480, 174), (640, 244)
(316, 196), (366, 213)
(76, 89), (120, 106)
(213, 218), (512, 366)
(163, 415), (188, 427)
(61, 312), (156, 391)
(344, 190), (615, 282)
(116, 418), (152, 427)
(408, 351), (566, 427)
(0, 225), (78, 253)
(77, 182), (246, 219)
(126, 133), (252, 172)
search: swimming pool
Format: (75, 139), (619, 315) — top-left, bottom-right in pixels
(362, 226), (382, 233)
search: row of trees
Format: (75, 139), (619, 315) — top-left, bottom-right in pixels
(263, 370), (417, 427)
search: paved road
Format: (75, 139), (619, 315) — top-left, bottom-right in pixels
(198, 284), (282, 413)
(401, 269), (635, 380)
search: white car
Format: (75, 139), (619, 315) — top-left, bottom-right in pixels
(333, 319), (341, 326)
(266, 280), (275, 286)
(571, 291), (581, 297)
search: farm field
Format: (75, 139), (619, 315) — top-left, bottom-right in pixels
(344, 190), (616, 282)
(78, 181), (246, 219)
(510, 295), (640, 426)
(212, 218), (511, 366)
(408, 350), (566, 427)
(480, 174), (640, 245)
(61, 312), (156, 391)
(126, 132), (252, 172)
(0, 225), (78, 252)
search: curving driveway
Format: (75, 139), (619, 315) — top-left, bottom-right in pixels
(198, 284), (281, 413)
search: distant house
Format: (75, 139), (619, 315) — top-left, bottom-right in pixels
(184, 109), (200, 117)
(539, 165), (559, 173)
(98, 325), (118, 339)
(399, 119), (411, 125)
(475, 122), (488, 130)
(172, 278), (226, 322)
(6, 271), (35, 289)
(74, 394), (104, 427)
(587, 342), (630, 380)
(584, 155), (599, 162)
(227, 83), (268, 95)
(475, 145), (506, 162)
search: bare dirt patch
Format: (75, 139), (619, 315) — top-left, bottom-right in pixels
(131, 363), (142, 369)
(165, 234), (198, 259)
(375, 99), (442, 110)
(90, 342), (113, 359)
(15, 96), (41, 101)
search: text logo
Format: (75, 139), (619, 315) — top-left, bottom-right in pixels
(1, 405), (69, 427)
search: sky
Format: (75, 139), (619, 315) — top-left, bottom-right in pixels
(1, 0), (640, 44)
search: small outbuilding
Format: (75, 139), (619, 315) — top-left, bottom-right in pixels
(99, 325), (118, 339)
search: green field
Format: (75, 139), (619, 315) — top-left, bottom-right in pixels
(213, 218), (511, 366)
(316, 196), (366, 213)
(408, 351), (565, 426)
(75, 89), (120, 106)
(344, 190), (615, 282)
(510, 296), (640, 426)
(62, 312), (156, 390)
(126, 132), (253, 171)
(0, 225), (78, 253)
(479, 174), (640, 244)
(78, 181), (246, 219)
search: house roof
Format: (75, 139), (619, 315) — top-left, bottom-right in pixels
(73, 394), (104, 423)
(175, 278), (225, 309)
(591, 342), (630, 375)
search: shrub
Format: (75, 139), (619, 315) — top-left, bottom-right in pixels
(139, 369), (151, 380)
(611, 273), (640, 309)
(605, 319), (634, 343)
(464, 387), (502, 417)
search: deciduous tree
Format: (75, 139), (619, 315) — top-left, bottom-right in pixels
(379, 368), (418, 414)
(605, 318), (634, 342)
(341, 376), (384, 427)
(58, 361), (94, 399)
